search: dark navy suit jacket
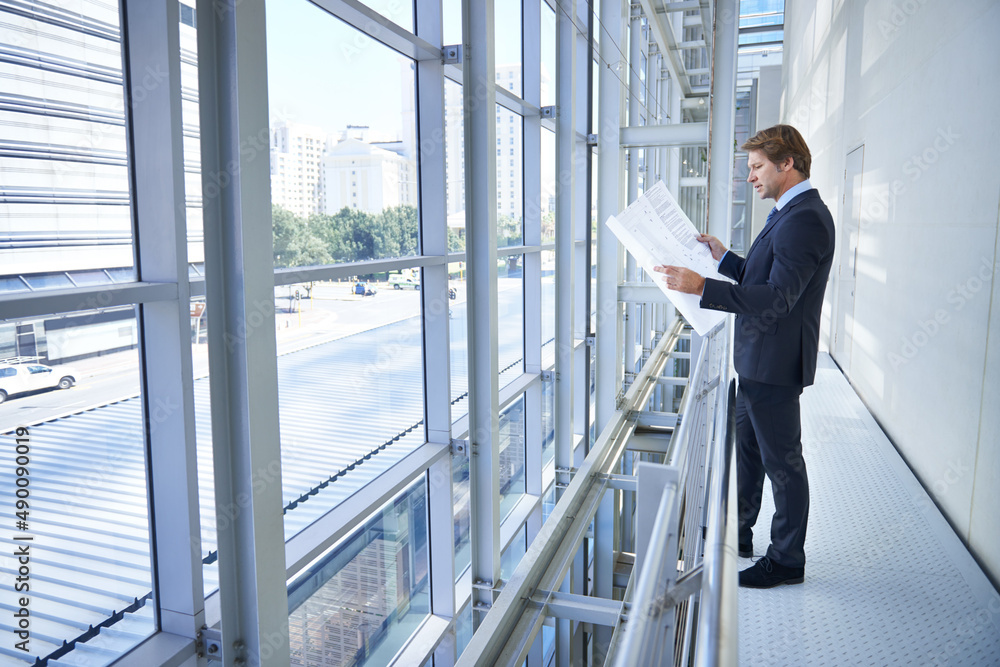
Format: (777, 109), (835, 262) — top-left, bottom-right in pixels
(701, 189), (835, 387)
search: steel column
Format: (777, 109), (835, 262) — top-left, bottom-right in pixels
(524, 0), (544, 513)
(196, 0), (289, 663)
(461, 0), (502, 627)
(706, 0), (740, 244)
(415, 0), (457, 623)
(555, 3), (578, 662)
(124, 0), (204, 640)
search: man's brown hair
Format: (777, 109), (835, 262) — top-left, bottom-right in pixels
(741, 124), (811, 179)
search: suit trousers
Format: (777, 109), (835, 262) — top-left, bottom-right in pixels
(736, 376), (809, 568)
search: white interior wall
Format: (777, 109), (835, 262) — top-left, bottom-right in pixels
(781, 0), (1000, 585)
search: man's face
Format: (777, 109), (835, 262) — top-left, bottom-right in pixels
(746, 149), (786, 201)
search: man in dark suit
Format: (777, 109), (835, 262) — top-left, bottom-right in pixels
(655, 124), (835, 588)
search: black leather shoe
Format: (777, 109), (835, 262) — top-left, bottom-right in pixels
(739, 556), (804, 588)
(738, 544), (753, 558)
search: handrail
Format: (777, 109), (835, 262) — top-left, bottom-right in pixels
(610, 319), (735, 666)
(695, 378), (739, 666)
(455, 317), (686, 667)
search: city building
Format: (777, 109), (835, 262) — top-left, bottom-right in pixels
(270, 121), (331, 217)
(322, 138), (417, 214)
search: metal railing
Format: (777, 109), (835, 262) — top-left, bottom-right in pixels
(612, 319), (736, 666)
(455, 316), (737, 667)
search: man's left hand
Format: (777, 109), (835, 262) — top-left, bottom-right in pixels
(653, 265), (705, 296)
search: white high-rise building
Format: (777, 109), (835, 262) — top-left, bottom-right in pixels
(270, 122), (330, 218)
(495, 64), (524, 223)
(322, 138), (417, 214)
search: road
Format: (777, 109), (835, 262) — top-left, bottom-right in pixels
(0, 279), (477, 433)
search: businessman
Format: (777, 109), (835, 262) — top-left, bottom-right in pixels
(655, 124), (835, 588)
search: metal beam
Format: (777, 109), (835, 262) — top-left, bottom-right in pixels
(636, 411), (679, 429)
(739, 22), (784, 35)
(308, 0), (440, 62)
(681, 176), (708, 187)
(657, 0), (700, 11)
(625, 432), (673, 455)
(534, 591), (624, 627)
(619, 122), (708, 148)
(617, 283), (671, 304)
(638, 0), (693, 97)
(0, 282), (176, 321)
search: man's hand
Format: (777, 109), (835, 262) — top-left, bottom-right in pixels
(698, 233), (727, 261)
(653, 265), (705, 296)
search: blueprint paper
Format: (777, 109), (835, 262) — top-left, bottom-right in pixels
(605, 181), (731, 335)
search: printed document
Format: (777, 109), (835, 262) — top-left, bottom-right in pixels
(605, 181), (732, 335)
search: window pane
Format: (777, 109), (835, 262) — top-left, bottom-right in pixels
(497, 106), (523, 247)
(499, 254), (525, 384)
(1, 309), (152, 662)
(541, 129), (556, 245)
(453, 447), (471, 579)
(360, 0), (414, 32)
(443, 0), (462, 45)
(495, 0), (522, 97)
(179, 5), (204, 273)
(499, 395), (526, 518)
(445, 79), (466, 252)
(450, 262), (469, 423)
(541, 249), (555, 365)
(542, 375), (554, 467)
(0, 5), (135, 293)
(267, 0), (419, 263)
(288, 478), (429, 667)
(541, 3), (556, 107)
(500, 524), (527, 580)
(276, 284), (426, 536)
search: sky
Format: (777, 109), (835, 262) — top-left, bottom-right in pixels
(265, 0), (527, 140)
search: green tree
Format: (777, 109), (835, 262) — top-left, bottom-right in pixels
(497, 213), (521, 248)
(378, 205), (419, 257)
(272, 205), (332, 268)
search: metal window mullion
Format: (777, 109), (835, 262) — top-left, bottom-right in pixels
(122, 0), (203, 641)
(272, 254), (446, 286)
(308, 0), (440, 62)
(571, 10), (589, 439)
(624, 9), (643, 390)
(462, 0), (502, 628)
(595, 0), (624, 438)
(0, 282), (178, 322)
(554, 3), (579, 664)
(593, 4), (626, 661)
(195, 0), (289, 664)
(523, 0), (543, 509)
(706, 0), (739, 244)
(415, 0), (457, 623)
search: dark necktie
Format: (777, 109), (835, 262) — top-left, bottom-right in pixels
(766, 206), (779, 226)
(746, 206), (779, 261)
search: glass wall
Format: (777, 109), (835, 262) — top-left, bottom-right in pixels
(288, 479), (429, 666)
(0, 0), (601, 664)
(0, 3), (136, 294)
